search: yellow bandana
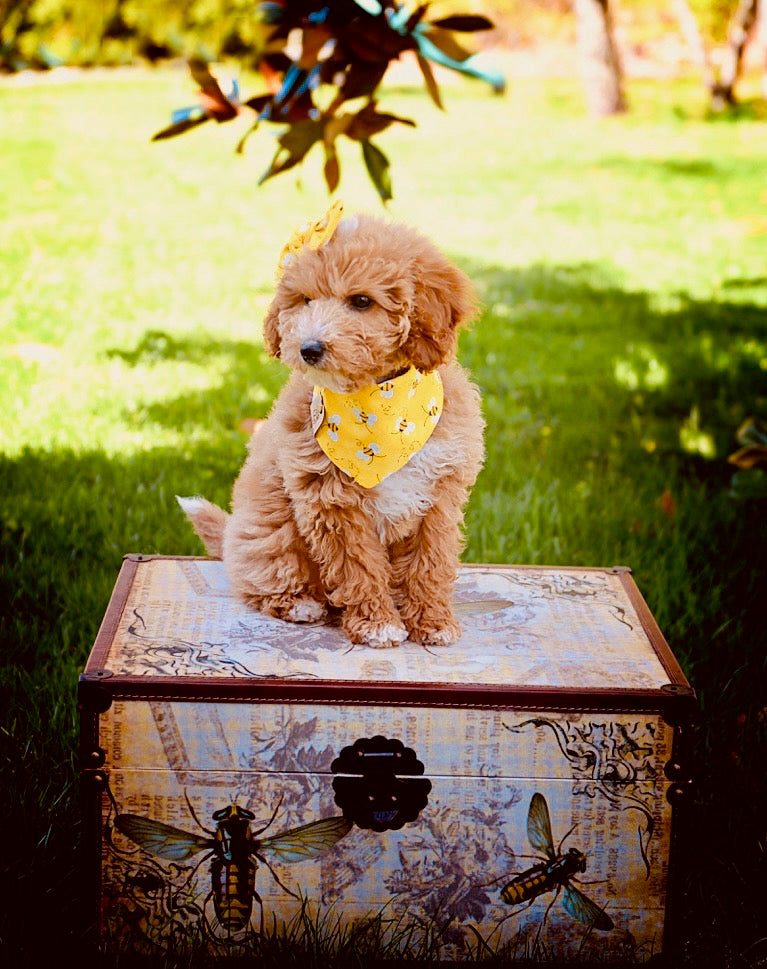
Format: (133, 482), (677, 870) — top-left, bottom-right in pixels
(311, 367), (444, 488)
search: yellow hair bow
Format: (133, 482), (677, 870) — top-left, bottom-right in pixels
(277, 200), (345, 277)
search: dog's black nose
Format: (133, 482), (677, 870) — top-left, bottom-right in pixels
(300, 340), (326, 365)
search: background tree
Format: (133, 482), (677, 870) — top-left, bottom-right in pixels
(713, 0), (760, 106)
(673, 0), (763, 110)
(573, 0), (626, 115)
(756, 0), (767, 93)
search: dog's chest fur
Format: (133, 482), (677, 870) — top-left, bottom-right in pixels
(363, 433), (461, 546)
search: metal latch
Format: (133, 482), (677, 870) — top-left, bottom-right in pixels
(331, 735), (431, 832)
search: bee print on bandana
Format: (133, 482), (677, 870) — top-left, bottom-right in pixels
(356, 443), (381, 464)
(353, 407), (378, 431)
(408, 372), (423, 399)
(393, 417), (416, 437)
(326, 415), (341, 442)
(424, 398), (440, 424)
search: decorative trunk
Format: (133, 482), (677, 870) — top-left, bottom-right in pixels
(80, 555), (695, 961)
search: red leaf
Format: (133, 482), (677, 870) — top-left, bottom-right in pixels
(258, 53), (292, 94)
(299, 24), (332, 70)
(324, 146), (340, 193)
(243, 94), (272, 112)
(188, 58), (238, 120)
(347, 102), (415, 140)
(332, 60), (388, 103)
(657, 489), (677, 519)
(346, 20), (415, 62)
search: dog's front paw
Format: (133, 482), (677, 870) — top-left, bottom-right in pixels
(344, 613), (409, 649)
(364, 622), (410, 649)
(249, 593), (327, 624)
(285, 596), (328, 623)
(405, 616), (461, 648)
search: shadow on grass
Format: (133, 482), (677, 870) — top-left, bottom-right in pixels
(518, 148), (766, 182)
(704, 98), (767, 122)
(0, 442), (245, 969)
(1, 261), (766, 967)
(597, 158), (722, 178)
(106, 329), (287, 430)
(460, 260), (766, 525)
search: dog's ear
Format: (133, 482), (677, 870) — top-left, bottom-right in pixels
(402, 251), (476, 372)
(262, 299), (281, 358)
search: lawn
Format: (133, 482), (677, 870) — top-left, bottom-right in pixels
(1, 63), (765, 967)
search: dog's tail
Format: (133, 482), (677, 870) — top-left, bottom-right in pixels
(176, 496), (229, 559)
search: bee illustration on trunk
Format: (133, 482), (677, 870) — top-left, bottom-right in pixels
(499, 792), (613, 932)
(115, 793), (352, 937)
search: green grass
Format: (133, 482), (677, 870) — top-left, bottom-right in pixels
(1, 65), (766, 967)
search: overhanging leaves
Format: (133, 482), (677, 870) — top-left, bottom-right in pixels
(151, 0), (502, 199)
(416, 53), (443, 110)
(187, 57), (239, 121)
(432, 15), (494, 32)
(259, 118), (326, 185)
(361, 139), (392, 202)
(420, 26), (473, 64)
(324, 144), (340, 193)
(347, 102), (416, 140)
(152, 115), (210, 141)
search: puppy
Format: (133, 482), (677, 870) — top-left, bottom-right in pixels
(179, 204), (484, 648)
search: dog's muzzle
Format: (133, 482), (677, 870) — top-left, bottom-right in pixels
(300, 340), (326, 365)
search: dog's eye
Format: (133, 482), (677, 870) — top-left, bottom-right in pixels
(349, 294), (373, 310)
(303, 296), (313, 306)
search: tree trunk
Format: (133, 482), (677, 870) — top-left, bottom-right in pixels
(574, 0), (626, 116)
(671, 0), (718, 93)
(673, 0), (759, 111)
(716, 0), (759, 108)
(751, 0), (767, 96)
